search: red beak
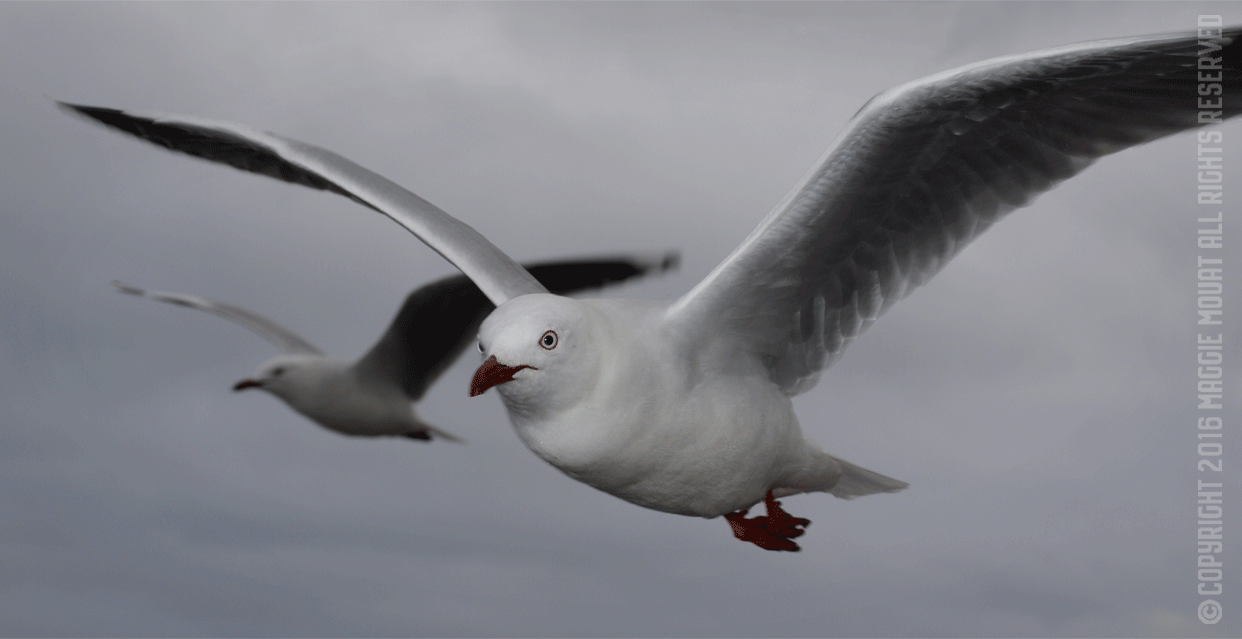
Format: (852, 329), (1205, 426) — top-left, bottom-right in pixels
(232, 379), (261, 392)
(470, 355), (534, 397)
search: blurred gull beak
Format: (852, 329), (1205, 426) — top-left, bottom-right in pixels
(232, 379), (261, 392)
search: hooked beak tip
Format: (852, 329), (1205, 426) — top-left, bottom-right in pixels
(470, 355), (533, 397)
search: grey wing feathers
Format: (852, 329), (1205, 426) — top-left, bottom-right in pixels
(354, 254), (679, 400)
(669, 27), (1242, 396)
(112, 281), (323, 355)
(61, 102), (546, 306)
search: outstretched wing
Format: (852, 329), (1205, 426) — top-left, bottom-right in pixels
(667, 27), (1242, 396)
(62, 103), (545, 306)
(354, 253), (679, 400)
(113, 281), (322, 355)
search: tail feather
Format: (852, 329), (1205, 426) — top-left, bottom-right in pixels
(426, 425), (465, 444)
(407, 421), (465, 444)
(828, 456), (908, 499)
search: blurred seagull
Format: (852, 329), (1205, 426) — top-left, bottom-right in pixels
(64, 25), (1241, 550)
(113, 254), (677, 442)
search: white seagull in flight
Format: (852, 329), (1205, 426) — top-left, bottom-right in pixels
(63, 25), (1240, 550)
(111, 255), (677, 442)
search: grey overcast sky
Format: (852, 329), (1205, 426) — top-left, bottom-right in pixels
(2, 2), (1239, 637)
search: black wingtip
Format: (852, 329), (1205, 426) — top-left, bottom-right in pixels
(110, 280), (142, 296)
(55, 100), (115, 123)
(630, 250), (681, 274)
(1223, 27), (1242, 76)
(51, 98), (80, 112)
(56, 101), (154, 139)
(660, 251), (681, 273)
(54, 100), (89, 120)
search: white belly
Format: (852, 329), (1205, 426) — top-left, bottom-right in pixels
(284, 381), (415, 437)
(509, 370), (826, 518)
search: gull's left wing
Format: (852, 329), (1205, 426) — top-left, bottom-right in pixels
(667, 26), (1242, 396)
(62, 103), (545, 306)
(112, 281), (323, 355)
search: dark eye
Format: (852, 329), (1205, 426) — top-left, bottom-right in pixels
(539, 330), (558, 350)
(476, 340), (484, 354)
(272, 367), (285, 376)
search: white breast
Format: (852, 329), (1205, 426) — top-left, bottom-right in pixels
(503, 299), (830, 518)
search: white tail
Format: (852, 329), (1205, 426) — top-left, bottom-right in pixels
(828, 456), (908, 500)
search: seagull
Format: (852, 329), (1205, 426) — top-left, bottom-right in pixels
(62, 25), (1241, 550)
(112, 254), (677, 442)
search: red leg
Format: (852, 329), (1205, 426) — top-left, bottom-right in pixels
(723, 491), (811, 552)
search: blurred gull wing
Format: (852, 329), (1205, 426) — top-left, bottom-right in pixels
(354, 253), (680, 401)
(62, 103), (545, 305)
(112, 281), (323, 355)
(667, 27), (1242, 396)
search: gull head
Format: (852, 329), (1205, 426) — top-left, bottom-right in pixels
(232, 354), (331, 404)
(471, 294), (601, 417)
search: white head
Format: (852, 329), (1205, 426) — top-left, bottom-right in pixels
(232, 354), (334, 405)
(470, 294), (602, 419)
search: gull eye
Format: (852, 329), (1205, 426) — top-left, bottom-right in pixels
(539, 330), (558, 350)
(272, 367), (285, 377)
(476, 340), (484, 354)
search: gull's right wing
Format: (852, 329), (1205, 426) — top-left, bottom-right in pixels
(64, 103), (546, 306)
(666, 26), (1242, 396)
(354, 253), (680, 401)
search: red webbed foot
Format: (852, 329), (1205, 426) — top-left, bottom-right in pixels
(725, 508), (801, 552)
(763, 490), (811, 539)
(724, 491), (812, 552)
